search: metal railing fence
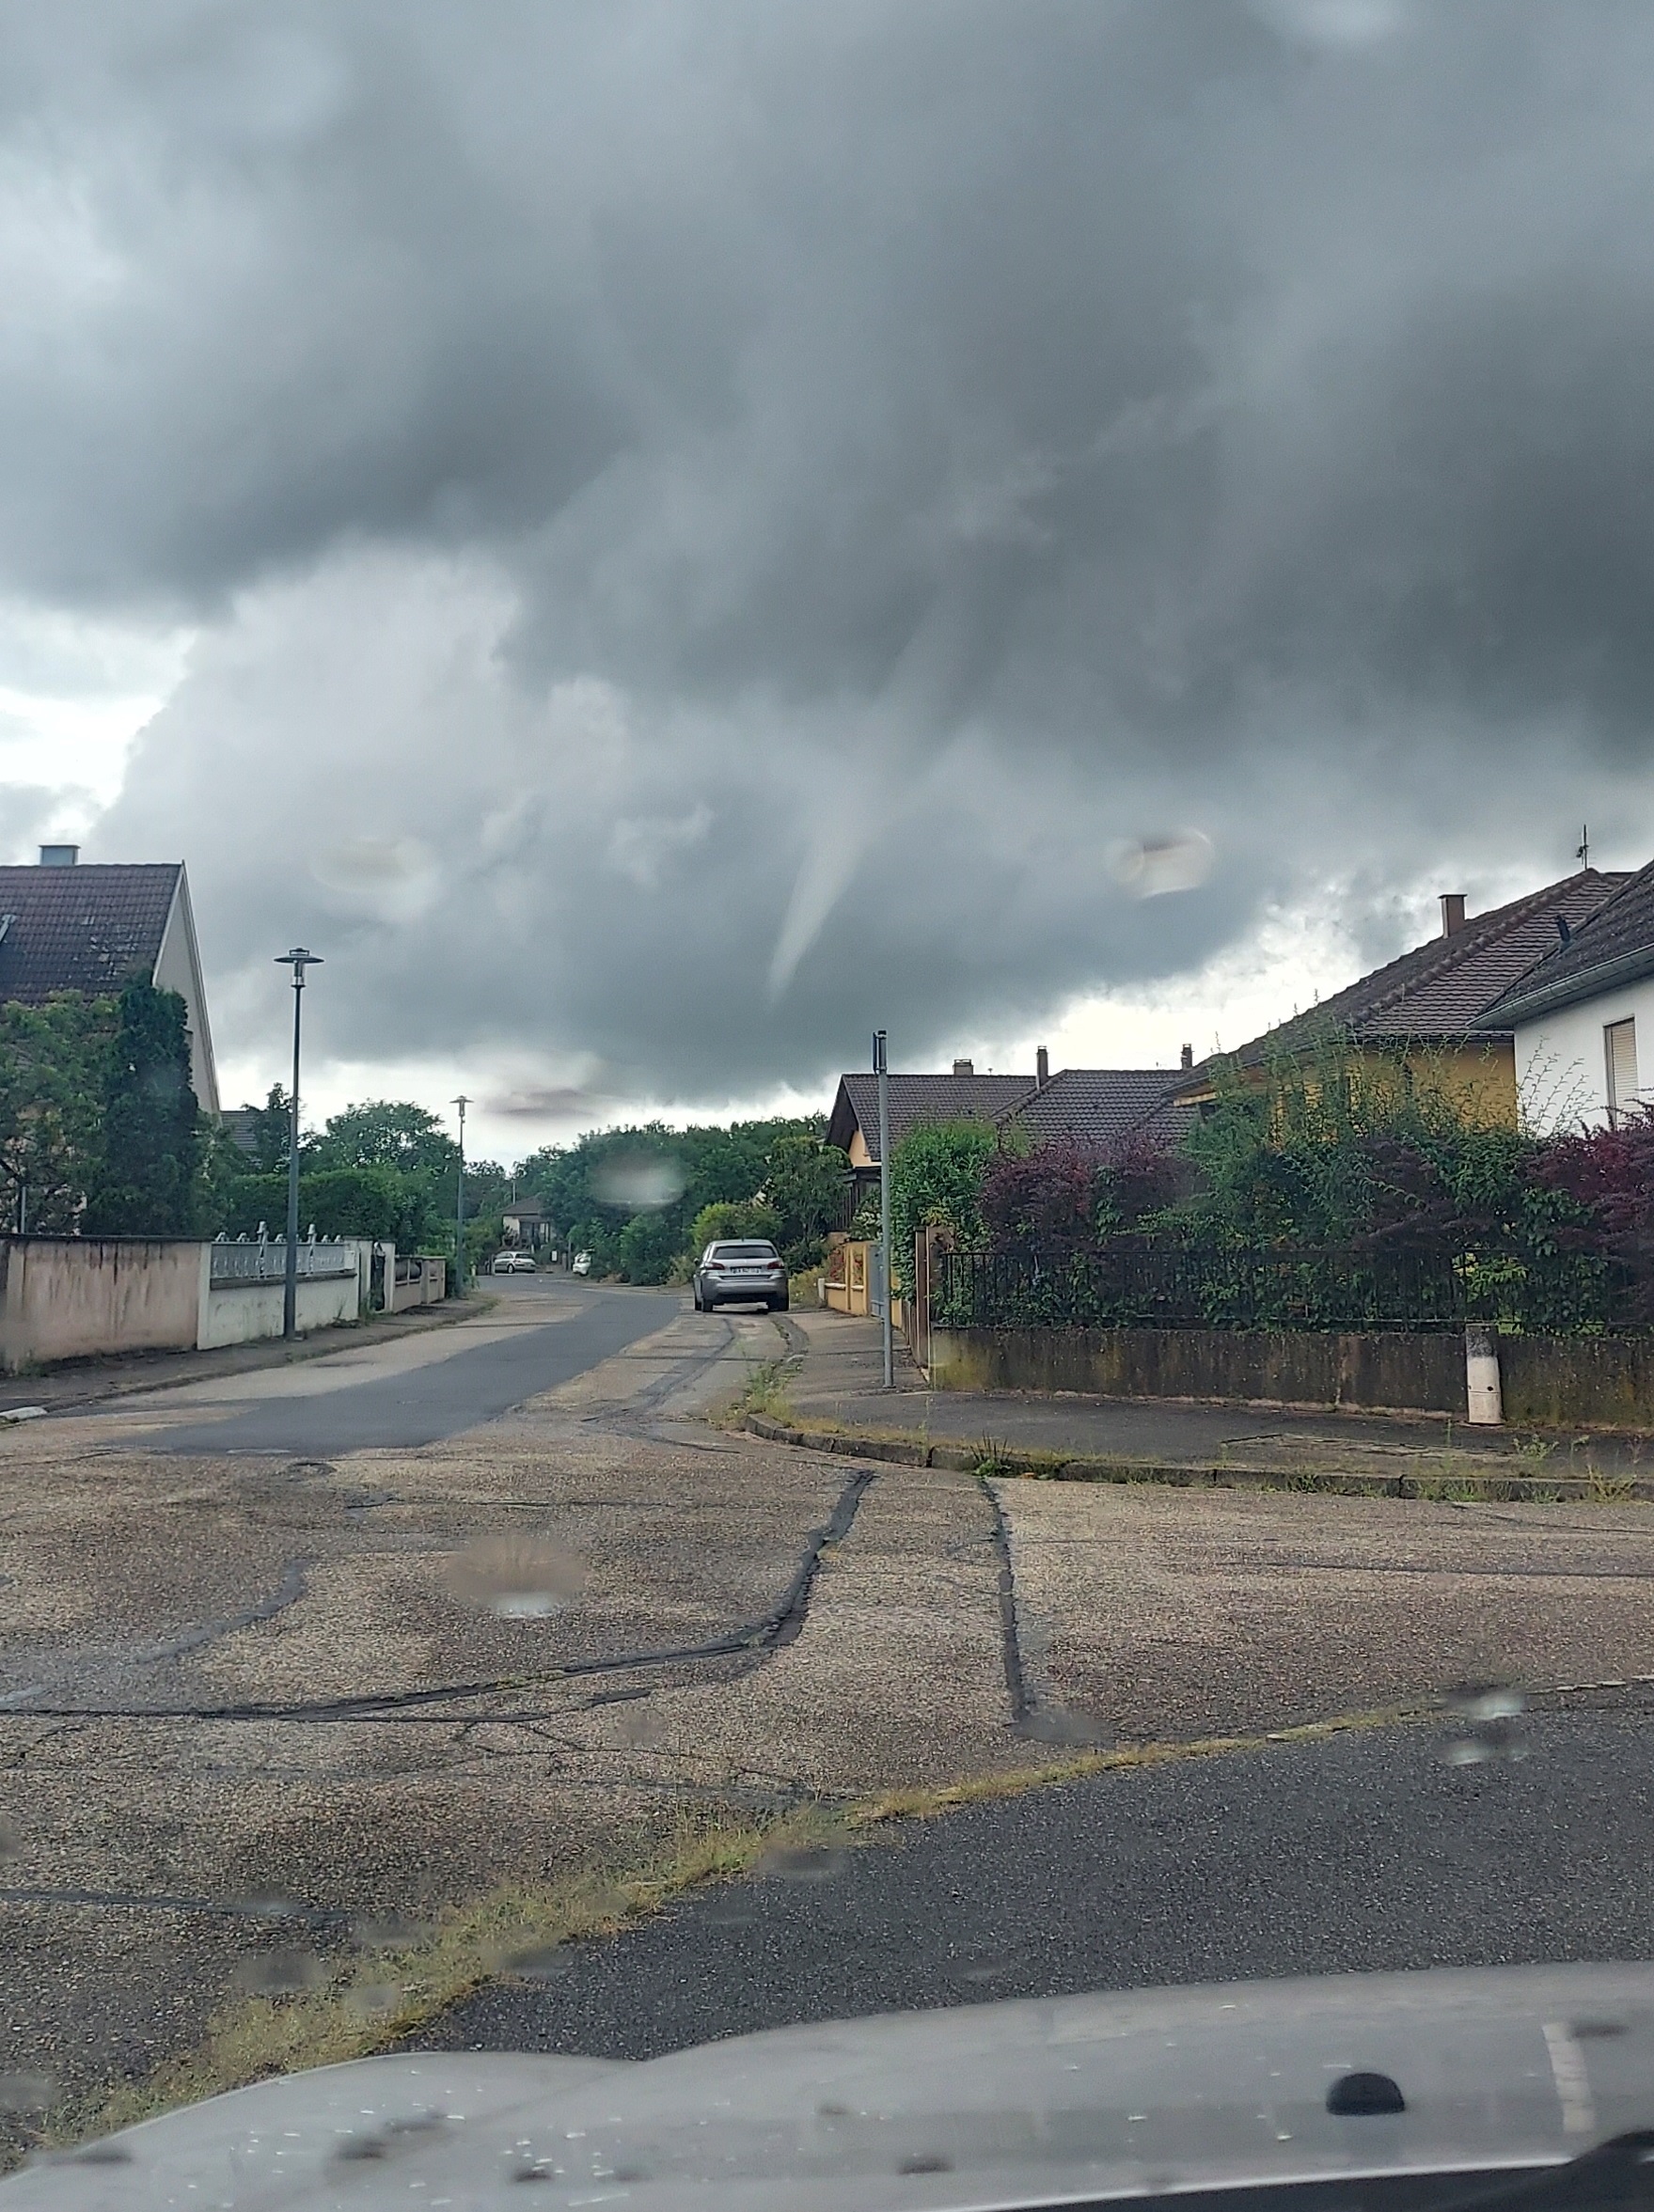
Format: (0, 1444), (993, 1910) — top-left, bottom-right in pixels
(210, 1237), (357, 1286)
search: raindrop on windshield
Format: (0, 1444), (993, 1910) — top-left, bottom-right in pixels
(1022, 1704), (1109, 1747)
(0, 1815), (20, 1861)
(754, 1843), (847, 1883)
(0, 2073), (55, 2113)
(352, 1914), (427, 1952)
(612, 1706), (668, 1749)
(442, 1536), (588, 1619)
(502, 1945), (575, 1981)
(234, 1949), (329, 1996)
(1440, 1684), (1528, 1765)
(343, 1983), (405, 2016)
(591, 1153), (687, 1212)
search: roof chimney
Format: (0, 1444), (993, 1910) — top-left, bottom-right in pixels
(1180, 1042), (1193, 1071)
(952, 1058), (974, 1077)
(1440, 892), (1466, 937)
(39, 843), (78, 867)
(1035, 1046), (1049, 1089)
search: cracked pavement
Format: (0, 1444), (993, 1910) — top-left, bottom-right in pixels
(3, 1284), (1652, 2115)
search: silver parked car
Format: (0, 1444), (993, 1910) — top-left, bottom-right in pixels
(490, 1248), (536, 1274)
(693, 1239), (788, 1311)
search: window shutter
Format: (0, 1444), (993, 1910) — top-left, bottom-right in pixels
(1605, 1018), (1638, 1124)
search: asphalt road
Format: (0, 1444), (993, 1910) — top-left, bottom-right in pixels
(422, 1697), (1654, 2060)
(140, 1284), (683, 1453)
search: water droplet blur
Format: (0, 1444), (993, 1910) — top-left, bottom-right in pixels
(1109, 829), (1214, 899)
(612, 1706), (668, 1749)
(502, 1945), (574, 1981)
(234, 1949), (329, 1996)
(702, 1896), (758, 1927)
(1023, 1704), (1109, 1747)
(343, 1983), (404, 2016)
(236, 1892), (308, 1922)
(591, 1153), (687, 1212)
(352, 1914), (426, 1952)
(0, 2073), (55, 2113)
(754, 1843), (847, 1883)
(898, 2154), (953, 2174)
(442, 1536), (587, 1618)
(1441, 1684), (1528, 1765)
(960, 1959), (1012, 1985)
(0, 1815), (20, 1862)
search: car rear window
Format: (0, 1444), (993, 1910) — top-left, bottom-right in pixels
(714, 1244), (780, 1260)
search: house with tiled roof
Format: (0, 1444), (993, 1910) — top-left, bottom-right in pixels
(827, 1059), (1037, 1200)
(994, 1063), (1193, 1154)
(0, 845), (218, 1111)
(1172, 871), (1628, 1128)
(1473, 858), (1654, 1130)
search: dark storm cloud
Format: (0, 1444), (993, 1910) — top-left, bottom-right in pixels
(10, 0), (1652, 1099)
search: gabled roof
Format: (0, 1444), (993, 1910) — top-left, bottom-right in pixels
(827, 1072), (1036, 1163)
(503, 1194), (546, 1216)
(1475, 857), (1654, 1028)
(0, 862), (182, 1002)
(1183, 870), (1628, 1087)
(997, 1068), (1194, 1153)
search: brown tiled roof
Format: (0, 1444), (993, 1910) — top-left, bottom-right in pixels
(827, 1072), (1035, 1163)
(997, 1067), (1194, 1153)
(1189, 870), (1628, 1083)
(1476, 858), (1654, 1026)
(0, 864), (181, 1004)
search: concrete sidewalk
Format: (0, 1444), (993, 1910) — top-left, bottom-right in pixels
(768, 1307), (1653, 1490)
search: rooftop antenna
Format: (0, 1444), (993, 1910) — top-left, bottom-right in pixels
(1577, 824), (1590, 869)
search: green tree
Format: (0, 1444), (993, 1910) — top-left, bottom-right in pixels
(0, 992), (114, 1232)
(761, 1128), (847, 1263)
(888, 1120), (999, 1292)
(80, 982), (201, 1235)
(616, 1209), (684, 1283)
(688, 1198), (783, 1253)
(310, 1099), (459, 1178)
(220, 1165), (417, 1244)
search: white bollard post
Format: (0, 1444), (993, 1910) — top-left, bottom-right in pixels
(1465, 1325), (1503, 1425)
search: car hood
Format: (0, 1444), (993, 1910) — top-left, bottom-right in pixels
(8, 1965), (1654, 2211)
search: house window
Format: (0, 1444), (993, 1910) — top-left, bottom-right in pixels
(1605, 1017), (1639, 1126)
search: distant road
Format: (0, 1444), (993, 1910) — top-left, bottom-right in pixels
(137, 1281), (683, 1454)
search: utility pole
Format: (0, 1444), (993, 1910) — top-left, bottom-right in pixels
(275, 949), (323, 1341)
(452, 1093), (470, 1294)
(1577, 824), (1590, 870)
(874, 1028), (893, 1389)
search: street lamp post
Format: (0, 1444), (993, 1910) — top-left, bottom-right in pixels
(452, 1094), (470, 1295)
(874, 1028), (893, 1389)
(275, 949), (323, 1341)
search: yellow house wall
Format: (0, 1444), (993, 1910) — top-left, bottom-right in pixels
(1176, 1041), (1518, 1127)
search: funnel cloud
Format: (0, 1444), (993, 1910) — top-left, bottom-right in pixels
(0, 1), (1647, 1110)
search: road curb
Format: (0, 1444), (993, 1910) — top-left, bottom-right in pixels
(742, 1413), (1654, 1501)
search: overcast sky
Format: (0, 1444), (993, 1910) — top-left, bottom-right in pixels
(8, 0), (1654, 1157)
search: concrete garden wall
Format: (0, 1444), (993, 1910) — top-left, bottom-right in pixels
(929, 1323), (1654, 1430)
(0, 1237), (204, 1373)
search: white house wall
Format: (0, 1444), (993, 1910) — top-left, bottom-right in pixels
(1515, 977), (1654, 1132)
(151, 869), (220, 1115)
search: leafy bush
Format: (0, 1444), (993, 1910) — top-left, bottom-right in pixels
(889, 1120), (999, 1292)
(688, 1199), (783, 1252)
(80, 981), (201, 1236)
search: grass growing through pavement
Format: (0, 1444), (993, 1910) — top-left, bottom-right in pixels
(42, 1803), (849, 2160)
(731, 1356), (798, 1426)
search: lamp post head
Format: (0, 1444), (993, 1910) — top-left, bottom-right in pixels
(276, 948), (323, 985)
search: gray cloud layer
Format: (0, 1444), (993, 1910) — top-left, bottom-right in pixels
(7, 0), (1653, 1100)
